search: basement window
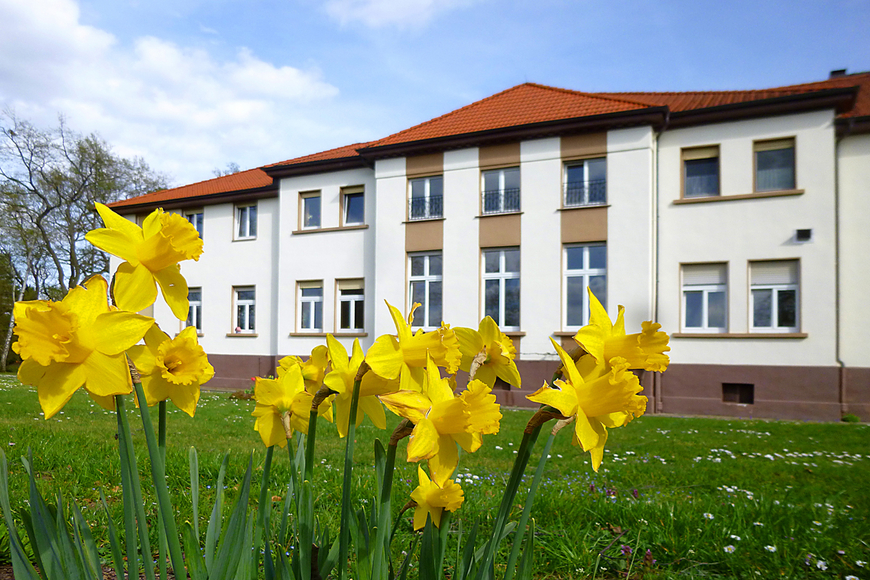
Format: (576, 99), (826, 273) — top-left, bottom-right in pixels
(722, 383), (754, 405)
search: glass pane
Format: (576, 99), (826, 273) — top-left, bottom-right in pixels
(238, 290), (255, 301)
(304, 196), (320, 228)
(756, 148), (795, 192)
(589, 275), (606, 310)
(341, 301), (351, 329)
(248, 305), (255, 330)
(301, 303), (312, 329)
(588, 245), (606, 270)
(565, 246), (585, 270)
(428, 254), (442, 276)
(410, 281), (425, 325)
(504, 249), (520, 273)
(708, 291), (726, 328)
(237, 305), (245, 329)
(341, 288), (364, 296)
(188, 288), (201, 301)
(485, 279), (500, 321)
(301, 287), (322, 298)
(504, 278), (520, 327)
(428, 281), (442, 327)
(778, 289), (796, 328)
(248, 205), (257, 237)
(566, 165), (584, 185)
(566, 276), (585, 327)
(685, 291), (703, 327)
(186, 307), (194, 328)
(484, 251), (500, 273)
(411, 256), (425, 277)
(429, 176), (443, 198)
(237, 207), (247, 237)
(753, 289), (772, 327)
(685, 158), (719, 197)
(354, 299), (364, 329)
(503, 168), (520, 191)
(345, 193), (364, 224)
(194, 308), (201, 331)
(411, 179), (425, 198)
(483, 171), (500, 193)
(587, 158), (606, 182)
(314, 302), (322, 330)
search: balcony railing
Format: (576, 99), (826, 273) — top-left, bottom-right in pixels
(409, 195), (443, 220)
(564, 179), (606, 207)
(482, 188), (521, 215)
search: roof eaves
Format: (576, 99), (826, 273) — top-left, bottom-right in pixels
(108, 183), (278, 214)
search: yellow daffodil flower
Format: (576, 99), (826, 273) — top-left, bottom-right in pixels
(380, 355), (500, 486)
(277, 345), (329, 392)
(573, 288), (670, 372)
(460, 378), (502, 436)
(12, 275), (154, 418)
(128, 325), (214, 417)
(527, 338), (647, 472)
(366, 301), (461, 392)
(322, 335), (397, 438)
(85, 203), (203, 320)
(455, 316), (521, 388)
(410, 465), (464, 530)
(251, 364), (332, 448)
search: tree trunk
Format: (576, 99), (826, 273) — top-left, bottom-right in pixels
(0, 255), (29, 372)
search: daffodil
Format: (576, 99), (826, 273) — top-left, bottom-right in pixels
(128, 325), (214, 417)
(366, 301), (461, 392)
(573, 288), (670, 372)
(379, 355), (500, 486)
(12, 275), (154, 418)
(527, 338), (647, 472)
(409, 465), (464, 530)
(85, 203), (203, 320)
(455, 316), (521, 388)
(251, 364), (332, 448)
(277, 345), (330, 391)
(322, 335), (396, 438)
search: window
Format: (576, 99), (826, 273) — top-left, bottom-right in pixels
(298, 281), (323, 332)
(409, 252), (443, 329)
(750, 260), (799, 332)
(563, 244), (606, 329)
(681, 263), (727, 332)
(186, 287), (202, 332)
(682, 146), (719, 198)
(482, 248), (520, 329)
(233, 287), (256, 333)
(342, 186), (365, 226)
(755, 138), (795, 192)
(337, 280), (364, 332)
(409, 176), (444, 220)
(300, 191), (321, 229)
(564, 158), (606, 206)
(185, 211), (204, 238)
(236, 204), (257, 239)
(482, 167), (520, 214)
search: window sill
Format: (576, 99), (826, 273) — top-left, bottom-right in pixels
(552, 331), (578, 337)
(673, 332), (807, 339)
(287, 332), (369, 337)
(404, 217), (446, 224)
(558, 204), (610, 211)
(233, 236), (257, 242)
(226, 332), (258, 337)
(477, 211), (523, 219)
(503, 331), (526, 337)
(292, 224), (368, 235)
(674, 189), (804, 205)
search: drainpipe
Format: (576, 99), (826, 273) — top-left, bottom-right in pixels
(652, 111), (670, 414)
(834, 124), (849, 417)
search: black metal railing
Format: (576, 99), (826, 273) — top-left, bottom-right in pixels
(409, 195), (443, 220)
(482, 188), (521, 215)
(564, 179), (606, 207)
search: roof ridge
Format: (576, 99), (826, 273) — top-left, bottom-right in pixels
(266, 141), (374, 167)
(522, 81), (664, 110)
(162, 166), (266, 192)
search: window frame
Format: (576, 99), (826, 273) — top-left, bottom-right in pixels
(481, 247), (520, 331)
(185, 210), (204, 238)
(754, 137), (796, 193)
(563, 158), (607, 207)
(235, 203), (258, 240)
(336, 279), (365, 332)
(408, 252), (443, 330)
(749, 260), (800, 333)
(681, 146), (720, 199)
(297, 280), (324, 333)
(562, 243), (607, 330)
(408, 175), (444, 220)
(681, 263), (728, 333)
(341, 186), (365, 226)
(299, 191), (322, 230)
(481, 167), (521, 215)
(233, 286), (256, 333)
(186, 287), (202, 333)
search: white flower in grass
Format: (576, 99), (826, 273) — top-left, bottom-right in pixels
(753, 522), (764, 526)
(764, 545), (776, 552)
(723, 545), (735, 553)
(703, 513), (714, 520)
(730, 535), (741, 541)
(857, 560), (866, 567)
(845, 576), (858, 580)
(816, 560), (828, 571)
(813, 520), (822, 526)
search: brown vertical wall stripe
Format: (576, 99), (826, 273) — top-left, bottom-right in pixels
(479, 213), (521, 247)
(406, 152), (444, 178)
(405, 219), (444, 252)
(479, 142), (521, 170)
(561, 206), (607, 243)
(561, 132), (607, 160)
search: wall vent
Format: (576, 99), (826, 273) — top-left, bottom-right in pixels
(795, 228), (812, 243)
(723, 383), (754, 405)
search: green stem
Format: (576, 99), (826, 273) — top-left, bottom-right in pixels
(299, 410), (319, 580)
(158, 401), (167, 580)
(255, 445), (274, 576)
(114, 395), (140, 579)
(371, 438), (398, 579)
(338, 373), (363, 580)
(503, 431), (556, 580)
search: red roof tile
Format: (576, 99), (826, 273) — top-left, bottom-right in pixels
(264, 141), (373, 168)
(109, 167), (273, 209)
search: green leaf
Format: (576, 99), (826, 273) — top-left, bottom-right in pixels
(0, 450), (42, 580)
(99, 489), (125, 580)
(189, 447), (200, 540)
(212, 455), (254, 579)
(516, 519), (535, 580)
(181, 522), (207, 580)
(205, 453), (230, 573)
(70, 500), (102, 580)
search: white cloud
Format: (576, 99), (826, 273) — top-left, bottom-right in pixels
(323, 0), (480, 28)
(0, 0), (341, 185)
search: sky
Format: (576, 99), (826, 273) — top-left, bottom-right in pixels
(1, 0), (868, 187)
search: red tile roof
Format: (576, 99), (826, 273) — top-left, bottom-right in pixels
(264, 142), (372, 168)
(110, 167), (274, 208)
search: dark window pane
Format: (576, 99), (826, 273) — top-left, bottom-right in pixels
(410, 281), (425, 325)
(587, 158), (606, 182)
(248, 205), (257, 236)
(484, 251), (500, 273)
(301, 287), (322, 298)
(429, 176), (443, 198)
(194, 308), (201, 331)
(566, 165), (584, 185)
(685, 158), (719, 197)
(345, 193), (364, 224)
(186, 307), (194, 328)
(485, 279), (500, 320)
(428, 254), (442, 276)
(238, 290), (255, 301)
(566, 246), (585, 270)
(589, 275), (606, 310)
(685, 291), (703, 327)
(314, 302), (322, 330)
(341, 301), (351, 329)
(778, 289), (796, 327)
(248, 305), (255, 330)
(301, 303), (312, 329)
(483, 171), (500, 193)
(588, 245), (606, 270)
(504, 278), (520, 327)
(354, 300), (364, 329)
(753, 289), (772, 327)
(504, 249), (520, 273)
(238, 207), (247, 237)
(237, 306), (245, 329)
(411, 179), (425, 198)
(342, 288), (364, 296)
(756, 148), (795, 192)
(566, 276), (585, 326)
(428, 281), (442, 327)
(304, 196), (320, 228)
(708, 291), (726, 328)
(503, 168), (520, 191)
(411, 256), (425, 276)
(188, 289), (201, 301)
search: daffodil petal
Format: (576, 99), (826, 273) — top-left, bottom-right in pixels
(494, 360), (522, 389)
(38, 363), (87, 419)
(366, 335), (404, 381)
(168, 380), (200, 417)
(128, 345), (157, 375)
(82, 351), (133, 397)
(526, 381), (578, 418)
(114, 262), (158, 314)
(63, 275), (110, 327)
(85, 228), (140, 265)
(379, 390), (431, 424)
(407, 417), (439, 462)
(256, 412), (287, 448)
(153, 265), (189, 320)
(92, 311), (154, 355)
(428, 434), (459, 487)
(478, 316), (500, 345)
(94, 203), (144, 244)
(359, 395), (386, 430)
(17, 359), (47, 387)
(87, 390), (117, 412)
(326, 334), (350, 374)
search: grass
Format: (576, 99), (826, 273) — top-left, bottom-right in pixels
(1, 371), (868, 579)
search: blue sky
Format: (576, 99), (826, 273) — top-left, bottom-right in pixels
(2, 0), (868, 186)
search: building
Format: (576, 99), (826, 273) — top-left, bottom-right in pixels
(109, 70), (870, 421)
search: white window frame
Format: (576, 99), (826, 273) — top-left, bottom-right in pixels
(337, 279), (365, 332)
(300, 191), (321, 230)
(562, 244), (606, 330)
(750, 260), (799, 333)
(186, 287), (202, 333)
(482, 248), (520, 331)
(408, 252), (443, 330)
(235, 204), (257, 239)
(233, 286), (256, 333)
(185, 210), (204, 238)
(481, 167), (521, 215)
(563, 158), (607, 207)
(297, 281), (323, 332)
(681, 264), (727, 333)
(409, 175), (444, 220)
(341, 186), (365, 226)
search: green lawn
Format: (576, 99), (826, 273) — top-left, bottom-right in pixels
(1, 372), (868, 579)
